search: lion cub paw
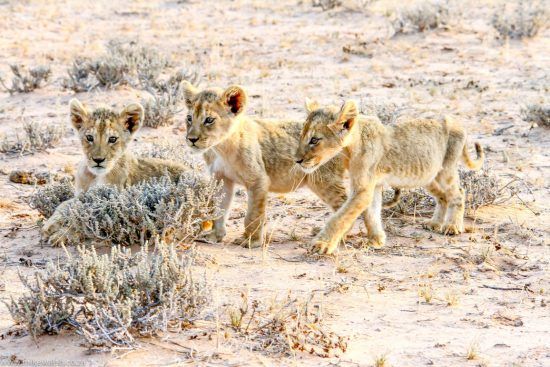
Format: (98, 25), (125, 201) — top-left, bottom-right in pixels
(310, 238), (338, 255)
(240, 237), (263, 249)
(364, 234), (386, 249)
(442, 224), (463, 235)
(423, 221), (443, 233)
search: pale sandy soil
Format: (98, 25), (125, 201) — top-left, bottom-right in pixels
(0, 0), (548, 366)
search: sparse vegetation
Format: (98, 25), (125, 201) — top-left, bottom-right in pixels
(391, 0), (451, 35)
(0, 64), (51, 94)
(6, 242), (210, 349)
(374, 354), (389, 367)
(228, 292), (348, 357)
(0, 121), (65, 155)
(39, 172), (222, 246)
(466, 342), (479, 360)
(492, 0), (548, 40)
(521, 104), (550, 128)
(384, 168), (498, 217)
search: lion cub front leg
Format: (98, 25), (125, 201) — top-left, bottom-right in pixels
(312, 182), (375, 255)
(206, 177), (234, 242)
(242, 183), (268, 248)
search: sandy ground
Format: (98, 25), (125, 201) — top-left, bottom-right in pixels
(0, 0), (549, 366)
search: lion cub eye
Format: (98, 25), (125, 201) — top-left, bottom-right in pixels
(204, 117), (215, 125)
(309, 137), (320, 145)
(86, 135), (94, 142)
(186, 115), (192, 124)
(108, 136), (118, 144)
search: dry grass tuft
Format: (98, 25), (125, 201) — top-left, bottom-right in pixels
(0, 64), (51, 94)
(0, 120), (65, 155)
(227, 291), (348, 357)
(492, 0), (548, 40)
(38, 172), (222, 246)
(391, 0), (451, 35)
(521, 104), (550, 128)
(6, 242), (210, 350)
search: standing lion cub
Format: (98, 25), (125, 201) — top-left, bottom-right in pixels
(42, 98), (200, 241)
(182, 83), (400, 248)
(295, 99), (484, 254)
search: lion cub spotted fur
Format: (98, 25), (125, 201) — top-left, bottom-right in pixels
(182, 83), (402, 248)
(42, 98), (196, 241)
(295, 99), (484, 254)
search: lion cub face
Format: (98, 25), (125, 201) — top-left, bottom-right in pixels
(295, 99), (358, 173)
(69, 98), (144, 175)
(182, 82), (247, 152)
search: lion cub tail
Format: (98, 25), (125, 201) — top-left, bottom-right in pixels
(462, 142), (484, 171)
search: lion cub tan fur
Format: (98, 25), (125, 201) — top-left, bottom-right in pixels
(42, 98), (196, 241)
(295, 99), (484, 254)
(183, 83), (374, 248)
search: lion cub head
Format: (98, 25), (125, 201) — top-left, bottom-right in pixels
(182, 82), (247, 152)
(69, 98), (144, 175)
(295, 99), (358, 173)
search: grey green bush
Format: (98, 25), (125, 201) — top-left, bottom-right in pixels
(7, 242), (210, 349)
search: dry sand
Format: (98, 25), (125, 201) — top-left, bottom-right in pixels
(0, 0), (548, 366)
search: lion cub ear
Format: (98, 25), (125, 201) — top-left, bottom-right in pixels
(182, 81), (198, 109)
(221, 85), (247, 116)
(330, 100), (358, 132)
(120, 103), (144, 134)
(304, 98), (319, 113)
(69, 98), (88, 131)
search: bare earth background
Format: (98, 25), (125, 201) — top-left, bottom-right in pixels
(0, 0), (548, 366)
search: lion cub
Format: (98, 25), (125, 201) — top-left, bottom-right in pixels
(42, 98), (196, 240)
(182, 83), (401, 248)
(295, 99), (484, 254)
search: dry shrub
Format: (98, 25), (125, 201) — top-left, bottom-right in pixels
(0, 64), (51, 94)
(29, 179), (74, 218)
(36, 172), (222, 246)
(133, 140), (202, 167)
(228, 292), (348, 357)
(312, 0), (342, 11)
(6, 242), (210, 349)
(492, 0), (548, 40)
(384, 168), (499, 217)
(0, 121), (65, 155)
(63, 40), (170, 92)
(361, 100), (407, 125)
(391, 0), (451, 35)
(141, 69), (200, 128)
(521, 104), (550, 128)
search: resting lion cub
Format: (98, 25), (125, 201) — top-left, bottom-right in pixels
(182, 83), (401, 248)
(42, 98), (197, 240)
(295, 100), (484, 254)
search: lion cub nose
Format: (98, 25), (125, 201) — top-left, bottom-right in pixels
(188, 137), (199, 144)
(93, 158), (105, 164)
(295, 159), (304, 164)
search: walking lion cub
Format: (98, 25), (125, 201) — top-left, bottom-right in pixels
(42, 98), (202, 241)
(182, 84), (400, 248)
(295, 99), (484, 254)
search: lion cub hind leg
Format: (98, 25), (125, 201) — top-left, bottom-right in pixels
(423, 181), (448, 233)
(362, 186), (386, 248)
(439, 171), (465, 235)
